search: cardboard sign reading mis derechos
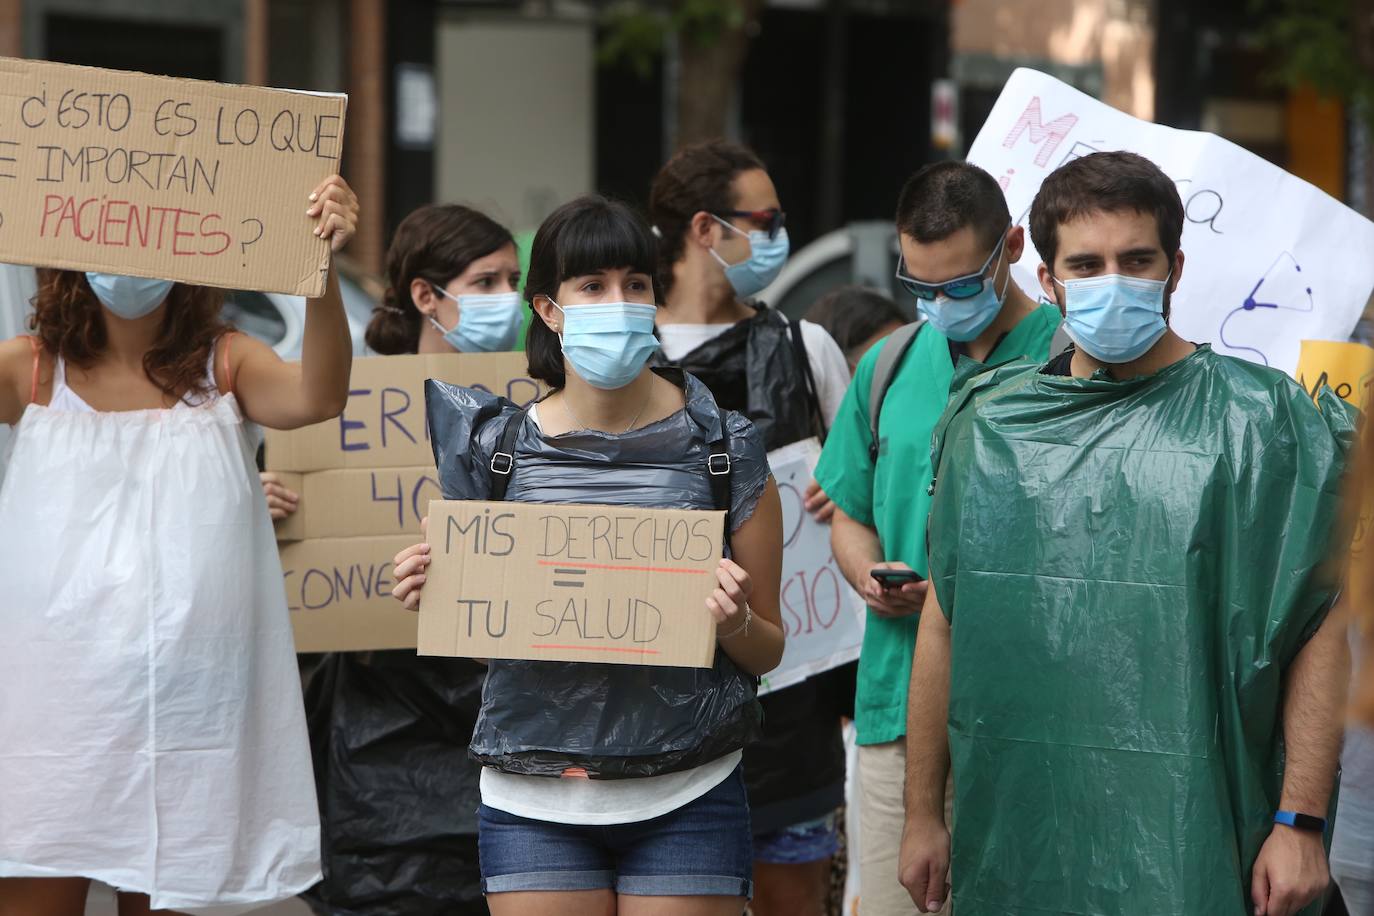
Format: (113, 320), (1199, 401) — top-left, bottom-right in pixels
(418, 500), (725, 668)
(0, 57), (346, 296)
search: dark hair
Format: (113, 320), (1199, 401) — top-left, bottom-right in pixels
(32, 270), (226, 399)
(648, 139), (766, 293)
(894, 161), (1010, 252)
(804, 285), (906, 355)
(524, 195), (661, 389)
(1029, 151), (1184, 271)
(366, 204), (515, 355)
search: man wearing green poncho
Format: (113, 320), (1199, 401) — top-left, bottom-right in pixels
(899, 151), (1356, 916)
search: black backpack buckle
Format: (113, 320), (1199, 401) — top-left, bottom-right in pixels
(490, 452), (514, 475)
(707, 452), (731, 476)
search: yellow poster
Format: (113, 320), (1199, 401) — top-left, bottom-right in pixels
(1296, 340), (1374, 407)
(1296, 340), (1374, 636)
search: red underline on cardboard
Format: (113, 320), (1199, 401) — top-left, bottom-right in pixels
(529, 644), (662, 655)
(537, 560), (709, 575)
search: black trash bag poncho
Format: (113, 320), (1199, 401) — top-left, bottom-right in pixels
(426, 369), (769, 778)
(301, 650), (487, 916)
(925, 346), (1356, 916)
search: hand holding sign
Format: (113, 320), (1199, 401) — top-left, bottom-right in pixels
(708, 558), (753, 635)
(307, 174), (359, 252)
(392, 515), (431, 611)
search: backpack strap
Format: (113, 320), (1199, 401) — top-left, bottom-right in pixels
(868, 319), (925, 461)
(788, 319), (827, 442)
(707, 432), (732, 549)
(487, 410), (524, 502)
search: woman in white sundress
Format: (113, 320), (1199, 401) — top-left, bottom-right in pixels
(0, 175), (358, 916)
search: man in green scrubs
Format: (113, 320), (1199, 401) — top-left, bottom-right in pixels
(814, 161), (1061, 915)
(900, 151), (1353, 916)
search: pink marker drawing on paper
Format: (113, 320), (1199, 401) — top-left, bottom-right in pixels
(1002, 96), (1079, 168)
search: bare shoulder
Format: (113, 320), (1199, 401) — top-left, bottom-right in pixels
(0, 335), (42, 420)
(216, 329), (281, 391)
(0, 335), (38, 384)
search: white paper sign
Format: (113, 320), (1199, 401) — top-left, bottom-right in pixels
(968, 68), (1374, 375)
(759, 437), (864, 696)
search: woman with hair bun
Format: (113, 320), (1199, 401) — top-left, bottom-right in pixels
(298, 203), (522, 916)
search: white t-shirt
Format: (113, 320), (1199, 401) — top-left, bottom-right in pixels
(478, 401), (742, 826)
(657, 317), (850, 428)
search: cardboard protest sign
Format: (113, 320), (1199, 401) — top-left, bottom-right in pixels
(0, 57), (346, 296)
(273, 466), (441, 542)
(968, 68), (1374, 376)
(282, 535), (418, 652)
(418, 500), (724, 668)
(265, 352), (545, 472)
(760, 438), (865, 695)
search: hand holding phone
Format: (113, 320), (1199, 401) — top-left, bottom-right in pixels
(871, 568), (925, 589)
(865, 564), (927, 619)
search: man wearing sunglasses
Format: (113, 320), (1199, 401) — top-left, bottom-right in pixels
(813, 160), (1062, 915)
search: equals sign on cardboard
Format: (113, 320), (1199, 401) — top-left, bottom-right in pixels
(552, 568), (587, 588)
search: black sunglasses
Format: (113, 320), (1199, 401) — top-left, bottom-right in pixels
(895, 226), (1010, 301)
(714, 208), (787, 241)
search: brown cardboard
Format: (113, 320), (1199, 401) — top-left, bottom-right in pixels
(0, 57), (346, 296)
(265, 352), (544, 472)
(418, 500), (724, 668)
(282, 535), (420, 652)
(274, 466), (440, 542)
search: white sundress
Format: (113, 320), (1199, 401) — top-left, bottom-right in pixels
(0, 343), (320, 913)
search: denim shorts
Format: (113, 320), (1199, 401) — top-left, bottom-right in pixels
(753, 810), (842, 864)
(478, 766), (753, 898)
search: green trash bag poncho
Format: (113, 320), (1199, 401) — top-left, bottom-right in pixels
(926, 345), (1355, 916)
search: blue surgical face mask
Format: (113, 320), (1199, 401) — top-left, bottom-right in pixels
(552, 300), (661, 390)
(85, 272), (174, 320)
(1054, 272), (1171, 363)
(429, 287), (523, 352)
(916, 244), (1010, 343)
(709, 216), (789, 299)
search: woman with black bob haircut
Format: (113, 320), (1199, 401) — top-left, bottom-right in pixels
(392, 194), (785, 916)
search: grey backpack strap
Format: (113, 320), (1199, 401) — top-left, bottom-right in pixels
(868, 320), (925, 462)
(1048, 321), (1074, 360)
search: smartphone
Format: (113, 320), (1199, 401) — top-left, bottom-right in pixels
(870, 569), (925, 589)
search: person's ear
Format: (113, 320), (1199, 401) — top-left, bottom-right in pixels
(690, 211), (720, 250)
(1037, 262), (1060, 306)
(1169, 249), (1185, 295)
(531, 293), (561, 332)
(410, 278), (438, 317)
(1005, 225), (1026, 264)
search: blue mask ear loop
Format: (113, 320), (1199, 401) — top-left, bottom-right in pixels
(707, 214), (749, 270)
(989, 237), (1012, 304)
(427, 283), (459, 335)
(542, 296), (567, 347)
